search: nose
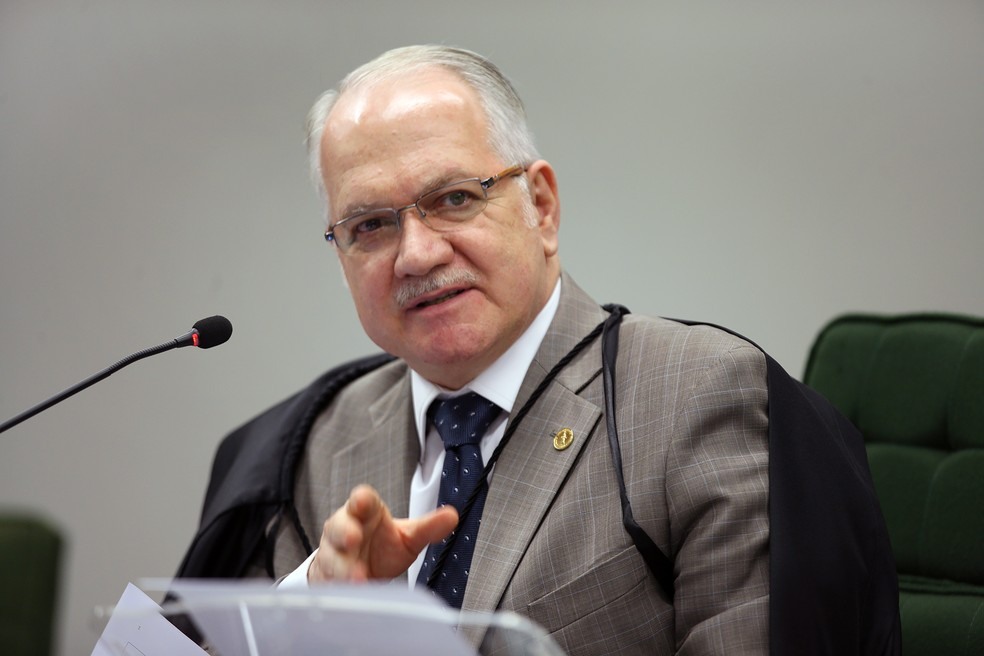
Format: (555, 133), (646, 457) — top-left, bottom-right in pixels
(393, 207), (454, 278)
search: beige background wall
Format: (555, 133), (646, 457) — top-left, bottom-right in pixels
(2, 2), (982, 653)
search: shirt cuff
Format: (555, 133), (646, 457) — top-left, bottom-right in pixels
(277, 549), (317, 589)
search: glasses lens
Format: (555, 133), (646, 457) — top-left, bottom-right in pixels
(335, 211), (401, 253)
(417, 180), (488, 229)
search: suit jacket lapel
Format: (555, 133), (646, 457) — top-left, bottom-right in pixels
(462, 273), (608, 616)
(328, 373), (418, 523)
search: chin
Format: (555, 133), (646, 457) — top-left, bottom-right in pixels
(408, 339), (494, 386)
(421, 343), (487, 368)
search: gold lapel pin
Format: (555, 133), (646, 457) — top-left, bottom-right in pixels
(553, 427), (574, 451)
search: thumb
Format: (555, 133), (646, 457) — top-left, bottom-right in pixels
(401, 505), (459, 555)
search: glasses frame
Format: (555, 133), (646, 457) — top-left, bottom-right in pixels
(325, 164), (527, 253)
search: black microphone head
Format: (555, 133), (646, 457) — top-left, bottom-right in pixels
(192, 315), (233, 349)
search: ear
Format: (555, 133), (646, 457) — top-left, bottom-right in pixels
(526, 160), (560, 258)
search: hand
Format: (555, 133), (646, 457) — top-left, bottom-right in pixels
(308, 484), (459, 583)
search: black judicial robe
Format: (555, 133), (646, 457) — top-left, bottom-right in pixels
(175, 332), (901, 655)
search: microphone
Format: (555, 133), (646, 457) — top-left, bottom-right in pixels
(0, 315), (233, 435)
(174, 315), (234, 349)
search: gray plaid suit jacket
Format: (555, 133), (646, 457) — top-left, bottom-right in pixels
(264, 272), (771, 655)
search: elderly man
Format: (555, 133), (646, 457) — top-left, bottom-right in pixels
(178, 46), (899, 655)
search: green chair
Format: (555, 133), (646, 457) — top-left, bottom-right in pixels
(0, 513), (62, 656)
(803, 313), (984, 655)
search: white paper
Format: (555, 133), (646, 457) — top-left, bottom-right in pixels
(90, 583), (207, 656)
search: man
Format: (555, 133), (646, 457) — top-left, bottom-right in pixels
(177, 45), (900, 655)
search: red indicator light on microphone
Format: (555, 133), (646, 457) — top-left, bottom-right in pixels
(192, 332), (200, 347)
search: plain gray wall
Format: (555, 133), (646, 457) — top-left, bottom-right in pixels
(2, 2), (982, 653)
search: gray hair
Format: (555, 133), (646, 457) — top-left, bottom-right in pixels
(305, 45), (540, 210)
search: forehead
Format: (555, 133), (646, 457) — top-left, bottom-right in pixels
(320, 68), (500, 214)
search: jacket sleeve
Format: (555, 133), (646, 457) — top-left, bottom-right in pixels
(667, 343), (771, 654)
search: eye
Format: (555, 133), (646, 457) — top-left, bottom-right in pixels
(348, 212), (401, 236)
(338, 212), (400, 250)
(353, 215), (386, 234)
(440, 189), (475, 207)
(427, 185), (483, 215)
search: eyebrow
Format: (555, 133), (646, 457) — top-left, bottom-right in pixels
(338, 168), (475, 220)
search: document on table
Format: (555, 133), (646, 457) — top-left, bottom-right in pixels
(90, 583), (206, 656)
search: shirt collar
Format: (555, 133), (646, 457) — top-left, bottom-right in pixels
(410, 278), (562, 456)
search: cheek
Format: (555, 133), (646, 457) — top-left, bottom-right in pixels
(340, 261), (386, 316)
(489, 229), (543, 279)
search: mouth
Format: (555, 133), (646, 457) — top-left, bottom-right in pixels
(395, 268), (481, 310)
(413, 288), (468, 310)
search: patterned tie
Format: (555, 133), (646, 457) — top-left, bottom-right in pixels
(417, 392), (503, 608)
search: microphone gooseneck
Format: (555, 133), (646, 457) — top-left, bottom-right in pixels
(0, 316), (233, 434)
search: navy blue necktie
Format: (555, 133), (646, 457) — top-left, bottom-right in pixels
(417, 392), (502, 608)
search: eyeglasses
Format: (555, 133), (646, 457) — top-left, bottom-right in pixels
(324, 165), (527, 254)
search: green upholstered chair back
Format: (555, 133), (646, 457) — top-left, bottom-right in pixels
(0, 514), (62, 656)
(803, 313), (984, 655)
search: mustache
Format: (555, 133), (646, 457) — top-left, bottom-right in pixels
(394, 268), (479, 308)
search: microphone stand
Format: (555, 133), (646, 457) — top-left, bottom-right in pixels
(0, 332), (195, 435)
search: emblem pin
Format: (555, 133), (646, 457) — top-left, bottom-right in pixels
(553, 427), (574, 451)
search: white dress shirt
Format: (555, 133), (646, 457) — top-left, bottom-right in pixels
(280, 279), (561, 589)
